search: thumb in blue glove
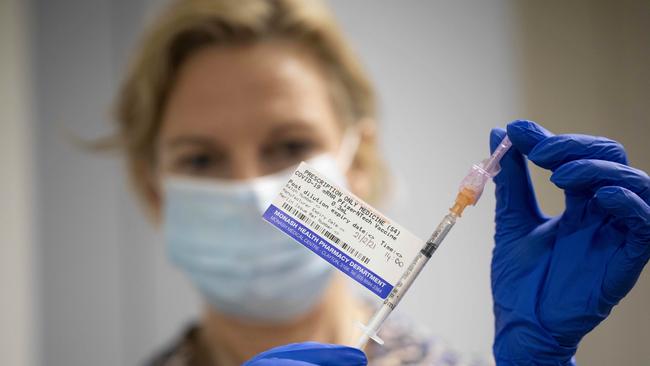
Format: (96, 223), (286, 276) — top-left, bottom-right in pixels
(242, 342), (367, 366)
(490, 120), (650, 365)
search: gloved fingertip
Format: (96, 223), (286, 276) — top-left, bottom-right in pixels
(322, 345), (367, 366)
(349, 348), (369, 366)
(593, 186), (632, 209)
(595, 185), (623, 198)
(587, 186), (617, 212)
(593, 187), (650, 228)
(246, 360), (315, 366)
(548, 167), (567, 186)
(526, 136), (566, 169)
(506, 120), (554, 155)
(549, 160), (593, 189)
(490, 127), (507, 153)
(243, 343), (368, 366)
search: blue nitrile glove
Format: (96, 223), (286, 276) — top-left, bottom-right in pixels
(490, 120), (650, 365)
(242, 342), (367, 366)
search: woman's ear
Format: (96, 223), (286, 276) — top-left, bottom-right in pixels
(346, 118), (377, 200)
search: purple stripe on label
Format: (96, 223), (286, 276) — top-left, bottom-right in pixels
(263, 204), (392, 299)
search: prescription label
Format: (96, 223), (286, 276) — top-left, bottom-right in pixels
(262, 162), (424, 299)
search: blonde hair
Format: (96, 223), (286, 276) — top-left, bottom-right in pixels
(113, 0), (385, 210)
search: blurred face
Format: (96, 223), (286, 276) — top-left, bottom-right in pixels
(157, 41), (344, 189)
(156, 42), (361, 322)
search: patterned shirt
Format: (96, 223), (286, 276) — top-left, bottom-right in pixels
(145, 313), (492, 366)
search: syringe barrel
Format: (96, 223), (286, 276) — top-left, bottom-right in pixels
(382, 213), (456, 311)
(359, 240), (433, 348)
(357, 256), (429, 349)
(357, 214), (458, 348)
(422, 213), (457, 256)
(382, 251), (430, 310)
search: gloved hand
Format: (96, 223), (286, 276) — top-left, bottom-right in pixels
(242, 342), (367, 366)
(490, 120), (650, 365)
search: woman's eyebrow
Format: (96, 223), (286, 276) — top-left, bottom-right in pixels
(163, 136), (216, 149)
(268, 121), (318, 136)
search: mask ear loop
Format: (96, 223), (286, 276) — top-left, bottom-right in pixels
(336, 127), (361, 172)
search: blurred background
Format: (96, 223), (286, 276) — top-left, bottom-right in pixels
(1, 0), (648, 365)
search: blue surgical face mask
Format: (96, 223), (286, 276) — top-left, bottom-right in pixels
(163, 154), (352, 322)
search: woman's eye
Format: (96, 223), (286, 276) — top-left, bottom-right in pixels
(268, 140), (315, 160)
(261, 139), (318, 171)
(176, 153), (217, 174)
(283, 140), (312, 156)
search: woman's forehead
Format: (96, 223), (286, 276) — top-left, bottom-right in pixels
(159, 42), (341, 142)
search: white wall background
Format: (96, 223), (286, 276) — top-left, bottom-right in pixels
(15, 0), (648, 365)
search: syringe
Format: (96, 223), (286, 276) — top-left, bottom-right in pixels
(356, 135), (512, 349)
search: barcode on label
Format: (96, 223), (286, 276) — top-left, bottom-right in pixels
(281, 202), (371, 265)
(340, 242), (370, 265)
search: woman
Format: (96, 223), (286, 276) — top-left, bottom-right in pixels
(116, 0), (437, 364)
(111, 0), (650, 365)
